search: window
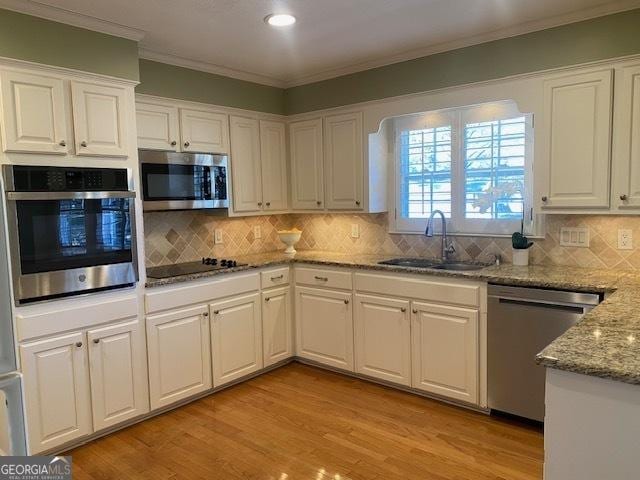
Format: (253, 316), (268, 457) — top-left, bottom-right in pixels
(394, 102), (535, 235)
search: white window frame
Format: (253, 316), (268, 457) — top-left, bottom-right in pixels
(392, 101), (540, 237)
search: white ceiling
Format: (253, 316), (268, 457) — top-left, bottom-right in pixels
(2, 0), (640, 87)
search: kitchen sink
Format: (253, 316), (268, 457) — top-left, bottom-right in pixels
(378, 258), (486, 271)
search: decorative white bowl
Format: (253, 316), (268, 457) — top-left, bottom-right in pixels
(278, 230), (302, 255)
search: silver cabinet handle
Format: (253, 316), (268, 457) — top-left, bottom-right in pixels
(80, 141), (87, 147)
(93, 339), (100, 344)
(170, 140), (177, 146)
(400, 308), (406, 313)
(75, 341), (83, 348)
(270, 275), (284, 281)
(314, 276), (328, 281)
(620, 194), (628, 201)
(344, 299), (350, 305)
(184, 141), (190, 148)
(58, 140), (66, 147)
(541, 196), (548, 202)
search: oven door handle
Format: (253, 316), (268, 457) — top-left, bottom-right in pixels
(7, 191), (136, 201)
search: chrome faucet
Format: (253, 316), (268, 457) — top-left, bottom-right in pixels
(425, 210), (456, 261)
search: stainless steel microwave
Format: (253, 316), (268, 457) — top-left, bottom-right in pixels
(139, 150), (229, 212)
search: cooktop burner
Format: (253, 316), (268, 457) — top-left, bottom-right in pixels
(146, 257), (247, 279)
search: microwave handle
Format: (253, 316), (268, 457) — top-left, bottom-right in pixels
(7, 191), (136, 201)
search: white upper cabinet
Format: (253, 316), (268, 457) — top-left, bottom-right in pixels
(260, 120), (288, 211)
(20, 331), (92, 454)
(540, 69), (613, 210)
(71, 81), (128, 157)
(136, 102), (179, 151)
(87, 320), (148, 432)
(411, 302), (479, 404)
(210, 293), (263, 387)
(324, 112), (364, 210)
(290, 118), (325, 210)
(612, 63), (640, 210)
(180, 109), (229, 154)
(0, 70), (69, 154)
(230, 115), (263, 212)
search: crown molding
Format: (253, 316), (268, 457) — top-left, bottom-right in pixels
(138, 48), (287, 88)
(0, 0), (146, 41)
(281, 0), (640, 87)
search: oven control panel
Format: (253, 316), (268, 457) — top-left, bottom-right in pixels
(8, 166), (129, 192)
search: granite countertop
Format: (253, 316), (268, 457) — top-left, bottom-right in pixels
(145, 250), (640, 386)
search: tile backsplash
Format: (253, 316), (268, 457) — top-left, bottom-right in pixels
(144, 211), (640, 270)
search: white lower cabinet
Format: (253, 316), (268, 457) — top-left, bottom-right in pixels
(87, 320), (148, 431)
(411, 301), (479, 404)
(210, 293), (263, 387)
(295, 286), (353, 371)
(262, 287), (293, 367)
(354, 294), (411, 386)
(146, 305), (212, 410)
(20, 331), (92, 454)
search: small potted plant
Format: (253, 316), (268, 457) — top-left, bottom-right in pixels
(511, 229), (533, 266)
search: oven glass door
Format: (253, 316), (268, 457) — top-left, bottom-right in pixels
(15, 198), (133, 274)
(141, 163), (212, 201)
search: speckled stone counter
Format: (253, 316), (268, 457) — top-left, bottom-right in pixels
(146, 250), (640, 386)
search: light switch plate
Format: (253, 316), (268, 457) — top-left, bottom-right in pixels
(560, 227), (590, 247)
(618, 229), (633, 250)
(214, 229), (223, 244)
(351, 224), (360, 239)
(253, 226), (262, 239)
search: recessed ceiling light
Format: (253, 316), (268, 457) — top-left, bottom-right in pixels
(265, 14), (296, 27)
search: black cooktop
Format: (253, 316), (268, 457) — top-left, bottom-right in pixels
(146, 258), (247, 279)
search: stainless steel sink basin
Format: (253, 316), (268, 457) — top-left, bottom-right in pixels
(378, 258), (486, 271)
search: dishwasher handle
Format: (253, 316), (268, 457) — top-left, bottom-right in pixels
(495, 297), (590, 314)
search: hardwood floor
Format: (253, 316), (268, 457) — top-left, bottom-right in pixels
(67, 363), (543, 480)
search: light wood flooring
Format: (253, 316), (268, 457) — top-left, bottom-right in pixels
(67, 363), (543, 480)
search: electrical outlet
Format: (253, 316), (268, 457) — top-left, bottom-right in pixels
(253, 225), (262, 239)
(214, 229), (223, 245)
(351, 224), (360, 239)
(618, 229), (633, 250)
(560, 227), (590, 247)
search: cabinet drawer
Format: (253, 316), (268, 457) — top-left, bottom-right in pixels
(261, 267), (290, 289)
(355, 272), (481, 308)
(295, 266), (352, 290)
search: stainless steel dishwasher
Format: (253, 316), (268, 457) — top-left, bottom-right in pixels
(488, 284), (601, 422)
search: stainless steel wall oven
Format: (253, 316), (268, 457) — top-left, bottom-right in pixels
(3, 165), (138, 304)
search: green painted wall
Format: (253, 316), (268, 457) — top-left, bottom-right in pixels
(137, 59), (285, 115)
(284, 8), (640, 114)
(0, 8), (139, 81)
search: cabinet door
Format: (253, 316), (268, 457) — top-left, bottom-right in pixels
(136, 102), (179, 151)
(540, 70), (613, 209)
(262, 287), (293, 367)
(612, 64), (640, 210)
(230, 115), (263, 213)
(146, 305), (211, 410)
(324, 112), (363, 210)
(180, 109), (229, 154)
(354, 294), (411, 386)
(411, 302), (478, 404)
(260, 120), (288, 211)
(20, 332), (92, 454)
(0, 70), (68, 154)
(71, 81), (128, 157)
(87, 319), (148, 431)
(290, 118), (324, 210)
(210, 293), (263, 386)
(295, 286), (353, 371)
